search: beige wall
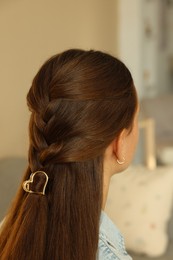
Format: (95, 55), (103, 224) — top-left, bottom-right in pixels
(0, 0), (119, 158)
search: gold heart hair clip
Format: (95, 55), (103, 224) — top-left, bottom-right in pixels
(22, 171), (49, 195)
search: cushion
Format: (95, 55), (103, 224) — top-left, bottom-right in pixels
(105, 166), (173, 257)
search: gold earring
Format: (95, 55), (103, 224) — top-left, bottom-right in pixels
(117, 157), (125, 165)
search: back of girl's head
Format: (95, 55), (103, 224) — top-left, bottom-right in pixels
(27, 49), (136, 171)
(0, 49), (137, 260)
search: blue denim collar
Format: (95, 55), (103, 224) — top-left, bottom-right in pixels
(100, 210), (127, 253)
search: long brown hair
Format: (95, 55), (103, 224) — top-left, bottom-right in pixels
(0, 49), (137, 260)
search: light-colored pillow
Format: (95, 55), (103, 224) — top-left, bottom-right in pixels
(105, 166), (173, 257)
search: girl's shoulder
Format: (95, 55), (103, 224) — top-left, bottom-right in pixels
(97, 211), (132, 260)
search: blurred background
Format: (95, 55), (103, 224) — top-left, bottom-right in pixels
(0, 0), (173, 259)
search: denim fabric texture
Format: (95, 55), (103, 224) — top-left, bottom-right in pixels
(97, 211), (132, 260)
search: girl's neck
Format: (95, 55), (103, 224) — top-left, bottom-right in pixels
(102, 173), (111, 210)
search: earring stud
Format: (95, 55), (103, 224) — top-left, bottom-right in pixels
(117, 157), (125, 165)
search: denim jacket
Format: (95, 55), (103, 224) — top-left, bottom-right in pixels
(97, 211), (132, 260)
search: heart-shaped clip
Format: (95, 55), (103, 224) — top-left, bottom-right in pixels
(22, 171), (48, 195)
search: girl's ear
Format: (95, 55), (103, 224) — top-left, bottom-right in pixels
(113, 129), (127, 163)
